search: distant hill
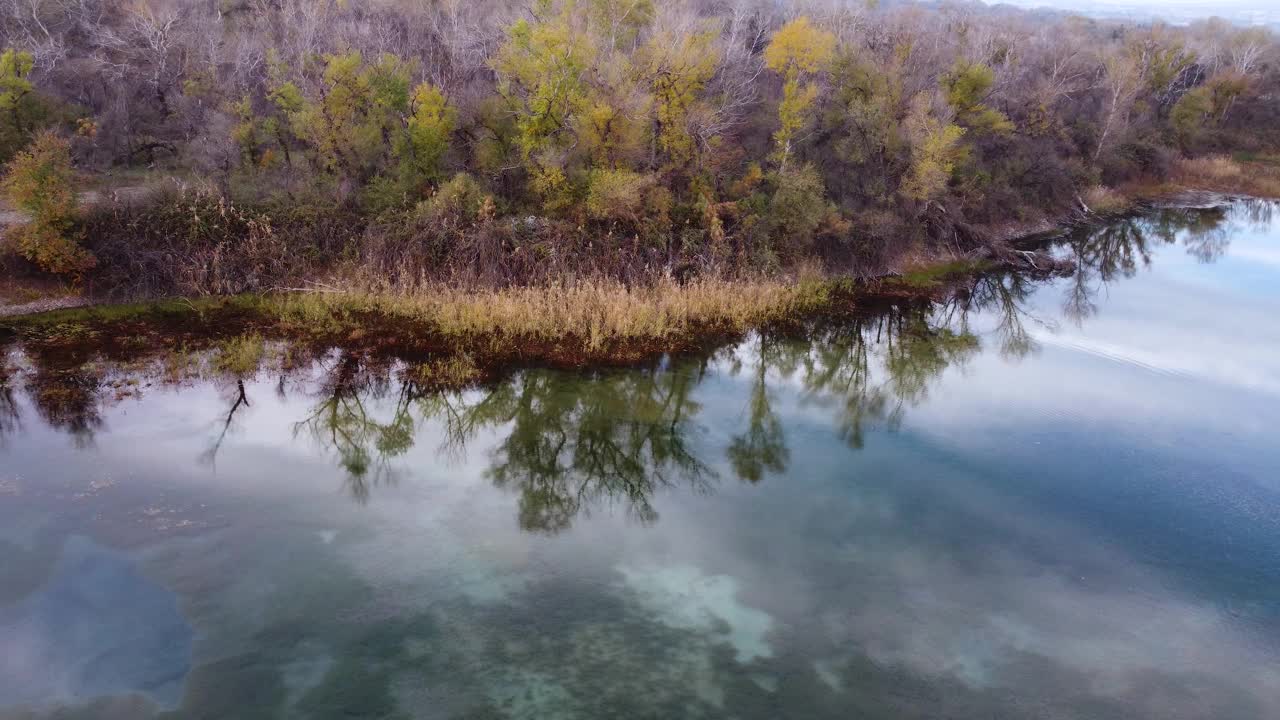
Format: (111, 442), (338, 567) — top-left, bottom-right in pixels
(984, 0), (1280, 28)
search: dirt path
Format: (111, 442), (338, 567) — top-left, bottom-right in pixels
(0, 294), (89, 317)
(0, 184), (159, 317)
(0, 184), (154, 227)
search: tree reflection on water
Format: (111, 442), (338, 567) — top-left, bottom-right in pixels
(231, 299), (989, 532)
(1057, 200), (1264, 321)
(3, 200), (1269, 532)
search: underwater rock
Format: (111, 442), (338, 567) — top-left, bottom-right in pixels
(0, 535), (192, 712)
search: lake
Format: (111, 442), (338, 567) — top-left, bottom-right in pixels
(2, 199), (1279, 719)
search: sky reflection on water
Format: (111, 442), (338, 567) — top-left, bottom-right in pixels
(1, 200), (1279, 719)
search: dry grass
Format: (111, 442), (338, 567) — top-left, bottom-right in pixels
(269, 277), (833, 351)
(1082, 185), (1132, 216)
(1172, 156), (1280, 199)
(2, 275), (861, 398)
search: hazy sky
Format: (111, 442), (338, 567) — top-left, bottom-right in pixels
(990, 0), (1270, 7)
(985, 0), (1279, 25)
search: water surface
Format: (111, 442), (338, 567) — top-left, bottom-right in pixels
(2, 200), (1279, 719)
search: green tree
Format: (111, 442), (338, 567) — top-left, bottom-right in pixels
(491, 1), (599, 210)
(0, 49), (51, 163)
(395, 82), (455, 189)
(1170, 85), (1213, 145)
(820, 50), (908, 203)
(491, 2), (594, 161)
(301, 52), (379, 176)
(491, 0), (657, 212)
(768, 163), (829, 252)
(229, 95), (262, 166)
(942, 61), (1014, 136)
(262, 49), (303, 165)
(1170, 72), (1249, 147)
(901, 97), (967, 203)
(264, 51), (453, 206)
(283, 52), (414, 182)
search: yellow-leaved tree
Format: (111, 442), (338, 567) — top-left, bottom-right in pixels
(396, 83), (455, 189)
(641, 27), (719, 171)
(942, 61), (1014, 136)
(764, 17), (836, 169)
(492, 0), (654, 214)
(901, 96), (967, 203)
(260, 51), (453, 206)
(289, 52), (407, 179)
(491, 0), (595, 210)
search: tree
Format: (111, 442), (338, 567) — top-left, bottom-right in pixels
(768, 163), (829, 251)
(0, 49), (46, 163)
(229, 95), (263, 166)
(943, 60), (1013, 136)
(264, 50), (453, 204)
(287, 52), (409, 180)
(396, 82), (455, 189)
(1170, 72), (1250, 146)
(1093, 48), (1143, 163)
(641, 27), (719, 171)
(491, 1), (598, 209)
(764, 17), (836, 169)
(1170, 85), (1213, 146)
(2, 130), (93, 276)
(1227, 27), (1272, 76)
(817, 50), (907, 206)
(1135, 27), (1198, 112)
(491, 2), (594, 161)
(901, 97), (967, 203)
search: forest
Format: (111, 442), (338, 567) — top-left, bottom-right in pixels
(0, 0), (1277, 296)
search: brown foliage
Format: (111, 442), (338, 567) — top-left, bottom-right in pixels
(1, 131), (94, 277)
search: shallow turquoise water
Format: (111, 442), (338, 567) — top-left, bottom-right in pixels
(2, 200), (1279, 719)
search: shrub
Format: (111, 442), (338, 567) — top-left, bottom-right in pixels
(1101, 140), (1174, 185)
(1, 130), (94, 276)
(82, 191), (363, 295)
(768, 164), (828, 254)
(417, 172), (488, 224)
(584, 169), (655, 223)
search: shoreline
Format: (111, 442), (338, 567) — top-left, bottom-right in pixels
(0, 183), (1272, 392)
(0, 190), (1269, 425)
(0, 267), (999, 399)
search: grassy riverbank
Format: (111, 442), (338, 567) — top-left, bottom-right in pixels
(1, 263), (999, 398)
(1112, 156), (1280, 213)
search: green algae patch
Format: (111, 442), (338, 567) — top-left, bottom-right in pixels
(891, 259), (993, 290)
